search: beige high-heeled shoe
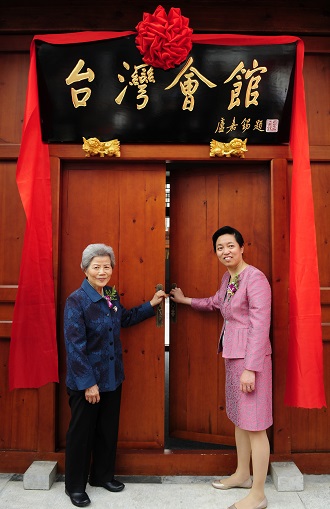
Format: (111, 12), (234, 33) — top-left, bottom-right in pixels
(227, 497), (268, 509)
(212, 478), (253, 490)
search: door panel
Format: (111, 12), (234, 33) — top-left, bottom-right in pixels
(57, 161), (165, 449)
(169, 162), (270, 445)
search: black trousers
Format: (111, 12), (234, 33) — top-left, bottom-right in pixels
(65, 384), (122, 492)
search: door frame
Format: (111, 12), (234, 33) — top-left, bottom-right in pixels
(47, 146), (291, 474)
(2, 145), (308, 475)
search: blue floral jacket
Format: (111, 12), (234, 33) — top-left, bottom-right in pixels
(64, 279), (155, 392)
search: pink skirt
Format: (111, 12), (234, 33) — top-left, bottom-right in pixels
(225, 355), (273, 431)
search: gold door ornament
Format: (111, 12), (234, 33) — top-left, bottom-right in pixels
(210, 138), (248, 158)
(82, 137), (121, 157)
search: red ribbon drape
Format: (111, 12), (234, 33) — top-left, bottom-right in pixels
(9, 32), (134, 390)
(9, 31), (326, 408)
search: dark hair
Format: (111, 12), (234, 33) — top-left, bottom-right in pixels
(212, 226), (244, 252)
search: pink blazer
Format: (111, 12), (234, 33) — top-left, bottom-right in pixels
(191, 265), (271, 372)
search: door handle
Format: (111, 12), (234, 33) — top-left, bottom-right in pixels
(170, 283), (177, 323)
(155, 283), (164, 327)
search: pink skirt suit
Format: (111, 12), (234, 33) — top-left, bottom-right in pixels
(191, 265), (272, 431)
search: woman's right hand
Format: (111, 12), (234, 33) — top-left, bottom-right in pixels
(150, 289), (167, 307)
(85, 384), (100, 404)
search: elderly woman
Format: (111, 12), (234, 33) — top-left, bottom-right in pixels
(64, 243), (165, 508)
(170, 226), (272, 509)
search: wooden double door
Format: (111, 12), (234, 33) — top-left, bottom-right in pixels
(57, 159), (271, 457)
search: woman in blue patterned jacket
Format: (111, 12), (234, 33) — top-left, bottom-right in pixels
(64, 243), (165, 508)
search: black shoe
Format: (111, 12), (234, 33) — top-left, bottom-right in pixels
(65, 488), (91, 507)
(89, 478), (125, 492)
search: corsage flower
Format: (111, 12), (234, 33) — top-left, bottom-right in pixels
(135, 4), (193, 70)
(104, 286), (118, 312)
(227, 274), (239, 300)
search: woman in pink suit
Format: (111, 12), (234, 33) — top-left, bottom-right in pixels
(170, 226), (272, 509)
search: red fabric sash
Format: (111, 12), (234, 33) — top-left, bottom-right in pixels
(9, 31), (326, 408)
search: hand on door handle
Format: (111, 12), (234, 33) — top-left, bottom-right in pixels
(170, 283), (177, 323)
(169, 286), (191, 305)
(155, 283), (165, 327)
(150, 285), (166, 307)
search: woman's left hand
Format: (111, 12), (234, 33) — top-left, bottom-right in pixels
(150, 289), (167, 307)
(240, 369), (256, 393)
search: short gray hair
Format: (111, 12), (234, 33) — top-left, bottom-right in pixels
(81, 243), (116, 271)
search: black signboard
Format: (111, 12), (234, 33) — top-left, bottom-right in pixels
(36, 35), (296, 144)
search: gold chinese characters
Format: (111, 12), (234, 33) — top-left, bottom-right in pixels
(82, 137), (121, 157)
(65, 56), (267, 114)
(165, 56), (217, 111)
(210, 138), (248, 158)
(66, 59), (95, 108)
(115, 62), (155, 110)
(224, 59), (267, 110)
